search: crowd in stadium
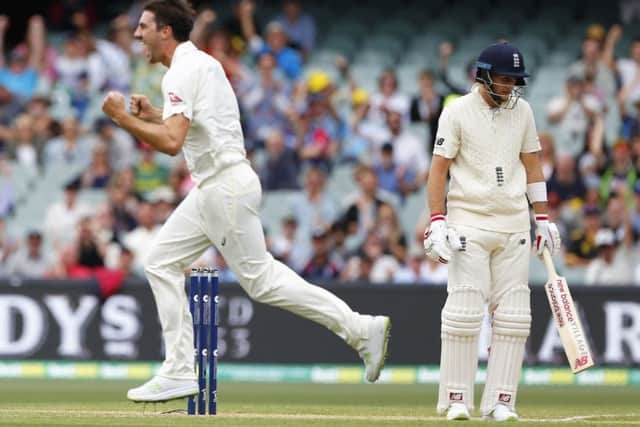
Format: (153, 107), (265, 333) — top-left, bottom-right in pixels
(0, 0), (640, 287)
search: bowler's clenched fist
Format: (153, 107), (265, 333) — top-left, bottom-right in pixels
(130, 94), (154, 121)
(102, 91), (126, 123)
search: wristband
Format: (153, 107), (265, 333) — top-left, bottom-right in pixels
(527, 182), (547, 203)
(430, 212), (445, 222)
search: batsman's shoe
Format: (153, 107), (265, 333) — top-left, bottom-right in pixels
(483, 404), (519, 422)
(446, 403), (471, 421)
(126, 376), (198, 402)
(359, 315), (391, 382)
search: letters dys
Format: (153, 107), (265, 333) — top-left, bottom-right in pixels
(0, 295), (141, 358)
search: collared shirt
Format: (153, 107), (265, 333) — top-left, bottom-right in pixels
(433, 86), (541, 232)
(162, 42), (247, 185)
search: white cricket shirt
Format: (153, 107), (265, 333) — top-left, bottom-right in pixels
(162, 42), (247, 185)
(433, 86), (541, 232)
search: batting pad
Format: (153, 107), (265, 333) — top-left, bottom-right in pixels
(437, 286), (484, 414)
(480, 286), (531, 415)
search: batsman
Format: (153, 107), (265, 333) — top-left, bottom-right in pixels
(423, 42), (562, 422)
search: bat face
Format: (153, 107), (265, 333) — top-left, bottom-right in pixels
(545, 275), (595, 373)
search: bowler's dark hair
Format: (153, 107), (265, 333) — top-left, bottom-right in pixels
(143, 0), (195, 42)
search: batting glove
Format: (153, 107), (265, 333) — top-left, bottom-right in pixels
(423, 213), (454, 264)
(534, 214), (561, 256)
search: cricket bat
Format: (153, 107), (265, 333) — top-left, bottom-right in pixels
(541, 248), (595, 373)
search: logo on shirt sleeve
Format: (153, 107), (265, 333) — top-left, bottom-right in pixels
(168, 92), (184, 104)
(436, 137), (445, 146)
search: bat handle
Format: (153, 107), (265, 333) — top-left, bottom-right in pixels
(541, 247), (557, 277)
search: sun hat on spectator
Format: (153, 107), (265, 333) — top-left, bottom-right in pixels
(351, 88), (369, 105)
(595, 228), (616, 247)
(307, 71), (331, 94)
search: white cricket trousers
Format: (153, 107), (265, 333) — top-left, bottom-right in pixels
(144, 161), (367, 379)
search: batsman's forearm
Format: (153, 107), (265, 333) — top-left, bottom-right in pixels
(427, 169), (447, 215)
(427, 155), (451, 215)
(114, 113), (182, 156)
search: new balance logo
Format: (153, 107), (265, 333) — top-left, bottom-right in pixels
(499, 393), (512, 403)
(449, 392), (463, 401)
(513, 53), (520, 68)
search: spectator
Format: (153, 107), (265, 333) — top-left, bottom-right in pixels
(201, 25), (252, 93)
(251, 21), (302, 81)
(565, 205), (602, 266)
(91, 202), (121, 269)
(134, 142), (169, 196)
(373, 143), (404, 195)
(0, 156), (15, 218)
(361, 231), (400, 284)
(240, 51), (291, 148)
(340, 164), (392, 244)
(43, 179), (90, 246)
(54, 32), (106, 105)
(568, 24), (619, 101)
(374, 202), (407, 263)
(122, 202), (160, 275)
(44, 116), (95, 168)
(393, 246), (427, 284)
(546, 75), (600, 157)
(76, 216), (104, 268)
(258, 128), (300, 190)
(382, 100), (430, 195)
(585, 227), (634, 285)
(369, 69), (409, 126)
(224, 0), (262, 55)
(6, 230), (51, 278)
(547, 154), (586, 204)
(0, 217), (17, 275)
(168, 159), (195, 202)
(47, 243), (93, 279)
(117, 246), (136, 279)
(290, 166), (338, 236)
(0, 15), (43, 103)
(145, 186), (177, 224)
(80, 142), (112, 189)
(6, 113), (40, 171)
(410, 70), (444, 149)
(97, 15), (136, 93)
(25, 95), (55, 142)
(631, 181), (640, 238)
(270, 215), (298, 267)
(539, 131), (556, 181)
(301, 227), (340, 281)
(600, 140), (637, 204)
(274, 0), (316, 57)
(342, 88), (376, 163)
(93, 118), (136, 172)
(295, 77), (341, 172)
(106, 179), (137, 235)
(618, 37), (640, 116)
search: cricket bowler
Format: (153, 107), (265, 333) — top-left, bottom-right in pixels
(423, 42), (562, 421)
(101, 0), (390, 402)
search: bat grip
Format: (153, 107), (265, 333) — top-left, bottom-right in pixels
(541, 247), (557, 277)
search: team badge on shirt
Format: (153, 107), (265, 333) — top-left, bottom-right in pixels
(168, 92), (184, 104)
(436, 137), (445, 146)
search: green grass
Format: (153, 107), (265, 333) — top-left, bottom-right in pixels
(0, 380), (639, 426)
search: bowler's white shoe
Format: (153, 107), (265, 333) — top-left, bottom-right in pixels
(483, 404), (519, 422)
(358, 315), (391, 382)
(446, 403), (471, 421)
(126, 376), (198, 402)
